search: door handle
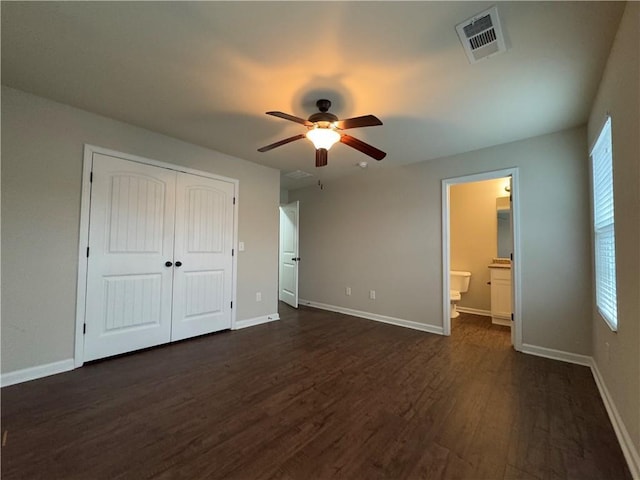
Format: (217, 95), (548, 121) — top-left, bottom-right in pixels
(291, 257), (300, 262)
(175, 261), (183, 267)
(165, 261), (173, 267)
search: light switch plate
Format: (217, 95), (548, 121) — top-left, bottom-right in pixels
(239, 241), (245, 251)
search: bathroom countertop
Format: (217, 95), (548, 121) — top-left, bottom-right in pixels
(488, 263), (511, 269)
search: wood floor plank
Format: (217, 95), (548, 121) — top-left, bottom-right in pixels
(1, 306), (631, 479)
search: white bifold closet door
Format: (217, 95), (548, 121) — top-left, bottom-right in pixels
(171, 171), (234, 341)
(84, 153), (233, 362)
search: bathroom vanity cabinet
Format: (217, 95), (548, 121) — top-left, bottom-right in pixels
(489, 264), (511, 327)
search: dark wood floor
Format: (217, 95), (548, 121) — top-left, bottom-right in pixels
(1, 306), (630, 479)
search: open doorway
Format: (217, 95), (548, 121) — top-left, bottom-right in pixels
(441, 168), (522, 351)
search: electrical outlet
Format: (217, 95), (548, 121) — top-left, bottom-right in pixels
(346, 287), (351, 296)
(256, 292), (262, 302)
(369, 290), (376, 300)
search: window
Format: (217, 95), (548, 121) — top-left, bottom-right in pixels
(590, 116), (617, 330)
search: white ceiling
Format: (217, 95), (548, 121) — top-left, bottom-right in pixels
(1, 1), (625, 189)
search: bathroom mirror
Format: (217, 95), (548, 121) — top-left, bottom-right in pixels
(497, 204), (511, 259)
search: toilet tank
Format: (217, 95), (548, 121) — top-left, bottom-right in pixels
(450, 270), (471, 293)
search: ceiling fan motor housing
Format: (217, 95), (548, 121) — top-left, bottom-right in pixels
(308, 100), (338, 124)
(309, 99), (338, 128)
(307, 113), (338, 126)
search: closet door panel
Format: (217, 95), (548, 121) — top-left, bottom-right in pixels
(84, 154), (176, 361)
(171, 173), (234, 340)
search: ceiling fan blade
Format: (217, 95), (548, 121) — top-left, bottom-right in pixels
(335, 115), (382, 130)
(340, 135), (386, 160)
(316, 148), (328, 167)
(258, 134), (306, 152)
(266, 111), (313, 126)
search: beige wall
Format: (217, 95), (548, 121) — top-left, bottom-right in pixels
(450, 178), (508, 311)
(290, 126), (592, 355)
(587, 2), (640, 468)
(1, 86), (281, 373)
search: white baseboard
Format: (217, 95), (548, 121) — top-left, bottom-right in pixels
(299, 299), (444, 335)
(591, 360), (640, 479)
(520, 343), (591, 366)
(233, 313), (280, 330)
(1, 358), (75, 388)
(492, 318), (511, 327)
(456, 306), (491, 317)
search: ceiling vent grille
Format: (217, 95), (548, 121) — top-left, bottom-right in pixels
(456, 6), (506, 64)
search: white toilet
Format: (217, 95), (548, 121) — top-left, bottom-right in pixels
(450, 270), (471, 319)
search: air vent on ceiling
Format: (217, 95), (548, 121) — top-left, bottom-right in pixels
(284, 170), (314, 180)
(456, 5), (506, 64)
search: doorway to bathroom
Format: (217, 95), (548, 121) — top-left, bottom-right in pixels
(441, 168), (522, 351)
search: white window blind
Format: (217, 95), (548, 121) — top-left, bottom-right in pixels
(591, 116), (617, 330)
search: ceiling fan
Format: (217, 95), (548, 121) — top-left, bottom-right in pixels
(258, 99), (386, 167)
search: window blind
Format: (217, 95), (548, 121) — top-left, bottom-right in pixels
(591, 116), (617, 329)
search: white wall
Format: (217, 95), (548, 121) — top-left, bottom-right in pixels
(587, 2), (640, 472)
(290, 126), (592, 355)
(1, 86), (281, 374)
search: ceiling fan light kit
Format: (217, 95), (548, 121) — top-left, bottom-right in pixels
(305, 126), (341, 150)
(258, 99), (386, 167)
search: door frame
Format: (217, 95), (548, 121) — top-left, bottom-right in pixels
(74, 144), (239, 367)
(441, 167), (522, 351)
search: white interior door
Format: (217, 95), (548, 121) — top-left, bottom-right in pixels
(171, 173), (235, 341)
(84, 154), (176, 361)
(279, 201), (299, 308)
